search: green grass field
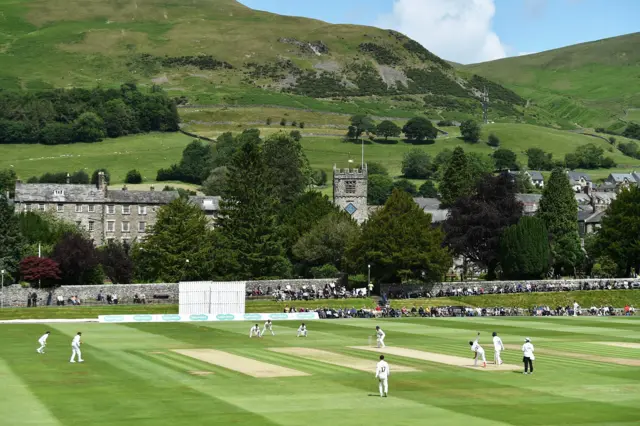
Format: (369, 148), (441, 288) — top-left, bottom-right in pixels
(2, 316), (640, 425)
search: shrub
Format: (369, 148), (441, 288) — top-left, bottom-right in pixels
(487, 133), (500, 147)
(125, 169), (143, 184)
(290, 130), (302, 142)
(280, 118), (286, 126)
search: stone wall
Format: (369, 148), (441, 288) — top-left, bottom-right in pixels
(1, 279), (340, 307)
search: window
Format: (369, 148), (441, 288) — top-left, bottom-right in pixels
(138, 221), (147, 233)
(88, 205), (95, 213)
(345, 180), (356, 194)
(121, 221), (130, 233)
(57, 204), (64, 212)
(88, 221), (95, 231)
(38, 204), (46, 211)
(122, 205), (131, 215)
(107, 205), (115, 214)
(138, 205), (147, 215)
(54, 189), (64, 195)
(75, 204), (83, 213)
(107, 220), (115, 232)
(23, 204), (29, 212)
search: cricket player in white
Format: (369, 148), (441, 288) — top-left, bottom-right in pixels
(375, 355), (390, 397)
(522, 338), (535, 374)
(297, 323), (307, 337)
(470, 339), (486, 367)
(70, 332), (84, 363)
(375, 326), (386, 348)
(261, 319), (275, 336)
(573, 301), (580, 317)
(492, 332), (505, 365)
(37, 331), (50, 354)
(249, 324), (262, 338)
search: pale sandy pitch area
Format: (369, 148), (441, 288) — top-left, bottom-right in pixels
(351, 346), (521, 371)
(503, 344), (640, 366)
(268, 347), (419, 373)
(594, 342), (640, 349)
(172, 349), (310, 378)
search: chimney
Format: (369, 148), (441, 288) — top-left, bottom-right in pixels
(98, 171), (106, 192)
(122, 185), (128, 191)
(150, 185), (155, 192)
(66, 173), (70, 184)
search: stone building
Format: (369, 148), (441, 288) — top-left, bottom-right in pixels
(333, 164), (369, 223)
(14, 172), (181, 245)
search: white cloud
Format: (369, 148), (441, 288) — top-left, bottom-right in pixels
(376, 0), (507, 64)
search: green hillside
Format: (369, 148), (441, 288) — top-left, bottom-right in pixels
(0, 0), (533, 124)
(463, 33), (640, 128)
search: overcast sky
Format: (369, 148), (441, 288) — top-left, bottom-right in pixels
(239, 0), (639, 64)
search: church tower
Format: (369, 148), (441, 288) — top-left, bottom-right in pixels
(333, 164), (368, 224)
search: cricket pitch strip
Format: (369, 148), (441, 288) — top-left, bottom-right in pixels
(504, 344), (640, 366)
(269, 347), (418, 373)
(351, 346), (521, 371)
(172, 349), (310, 378)
(593, 342), (640, 349)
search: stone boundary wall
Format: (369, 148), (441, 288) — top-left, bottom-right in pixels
(1, 279), (339, 308)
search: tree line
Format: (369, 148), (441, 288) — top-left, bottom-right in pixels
(0, 84), (179, 145)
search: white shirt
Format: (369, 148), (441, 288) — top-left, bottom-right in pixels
(377, 329), (385, 339)
(493, 336), (504, 350)
(39, 334), (49, 344)
(573, 302), (579, 310)
(522, 342), (535, 358)
(376, 360), (390, 379)
(72, 335), (81, 347)
(298, 325), (306, 332)
(471, 342), (484, 353)
(264, 321), (272, 329)
(251, 326), (260, 333)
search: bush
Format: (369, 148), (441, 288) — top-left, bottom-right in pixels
(291, 121), (298, 127)
(290, 130), (302, 142)
(309, 264), (340, 278)
(280, 118), (286, 126)
(266, 117), (272, 125)
(299, 122), (305, 129)
(487, 133), (500, 147)
(401, 148), (433, 179)
(460, 119), (481, 143)
(437, 120), (454, 127)
(125, 169), (143, 184)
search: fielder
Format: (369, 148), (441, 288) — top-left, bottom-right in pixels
(249, 324), (262, 338)
(470, 338), (486, 368)
(492, 332), (505, 365)
(522, 338), (535, 374)
(37, 331), (50, 354)
(375, 326), (386, 348)
(297, 323), (307, 337)
(261, 319), (275, 336)
(70, 332), (84, 363)
(375, 355), (390, 397)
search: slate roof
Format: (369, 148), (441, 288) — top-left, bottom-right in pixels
(189, 196), (221, 212)
(413, 197), (448, 222)
(515, 194), (542, 204)
(528, 171), (544, 181)
(608, 173), (634, 183)
(15, 183), (107, 203)
(567, 171), (592, 182)
(574, 193), (591, 205)
(577, 210), (606, 223)
(106, 189), (179, 204)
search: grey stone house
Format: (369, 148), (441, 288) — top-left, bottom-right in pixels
(13, 172), (218, 245)
(567, 171), (592, 192)
(605, 172), (640, 187)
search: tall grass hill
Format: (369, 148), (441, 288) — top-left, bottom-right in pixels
(463, 33), (640, 130)
(1, 0), (531, 123)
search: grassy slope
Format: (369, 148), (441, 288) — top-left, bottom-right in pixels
(463, 32), (640, 127)
(2, 317), (640, 425)
(3, 290), (640, 320)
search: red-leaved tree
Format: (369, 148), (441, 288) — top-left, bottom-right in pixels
(20, 256), (61, 287)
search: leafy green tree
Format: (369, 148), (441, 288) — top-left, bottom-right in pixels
(280, 118), (286, 126)
(347, 115), (375, 141)
(393, 179), (418, 195)
(618, 141), (639, 159)
(293, 212), (359, 273)
(376, 120), (401, 140)
(418, 180), (439, 198)
(367, 162), (389, 176)
(537, 168), (583, 276)
(52, 232), (100, 285)
(102, 99), (137, 138)
(215, 138), (291, 279)
(125, 169), (142, 184)
(493, 148), (518, 170)
(69, 170), (89, 184)
(487, 133), (500, 147)
(179, 140), (213, 184)
(439, 147), (473, 207)
(73, 112), (105, 142)
(499, 217), (550, 279)
(594, 186), (640, 276)
(91, 169), (111, 186)
(513, 171), (535, 193)
(309, 264), (340, 278)
(0, 194), (25, 281)
(202, 166), (229, 196)
(467, 152), (495, 182)
(0, 168), (17, 196)
(460, 119), (481, 143)
(526, 148), (554, 170)
(444, 173), (522, 279)
(368, 174), (394, 205)
(40, 123), (74, 145)
(401, 117), (437, 141)
(348, 189), (451, 283)
(311, 169), (327, 187)
(401, 148), (433, 179)
(591, 256), (618, 278)
(290, 130), (302, 141)
(99, 240), (133, 284)
(434, 149), (454, 180)
(623, 122), (640, 140)
(263, 132), (311, 206)
(133, 198), (214, 282)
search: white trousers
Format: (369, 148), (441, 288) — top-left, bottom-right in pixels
(494, 348), (502, 365)
(377, 337), (385, 348)
(70, 345), (83, 362)
(37, 341), (46, 353)
(475, 350), (486, 365)
(378, 378), (388, 396)
(250, 330), (261, 338)
(261, 327), (275, 336)
(297, 330), (307, 337)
